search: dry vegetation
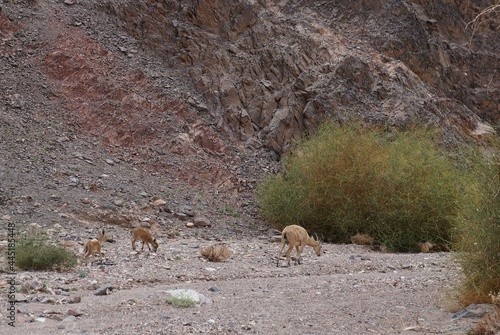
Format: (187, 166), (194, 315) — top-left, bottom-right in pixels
(351, 233), (375, 246)
(472, 293), (500, 335)
(200, 243), (232, 262)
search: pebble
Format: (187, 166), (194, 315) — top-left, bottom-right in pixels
(194, 216), (212, 227)
(68, 296), (82, 304)
(62, 315), (77, 322)
(153, 199), (167, 207)
(41, 297), (56, 304)
(94, 285), (114, 296)
(452, 304), (496, 320)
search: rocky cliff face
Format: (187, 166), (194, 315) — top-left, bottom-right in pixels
(100, 0), (499, 153)
(1, 0), (498, 198)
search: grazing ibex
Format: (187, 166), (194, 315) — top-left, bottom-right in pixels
(277, 225), (322, 267)
(131, 227), (158, 252)
(83, 229), (107, 264)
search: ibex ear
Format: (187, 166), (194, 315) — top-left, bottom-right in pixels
(153, 238), (157, 243)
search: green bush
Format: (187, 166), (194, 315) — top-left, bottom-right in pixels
(257, 122), (474, 252)
(15, 237), (77, 271)
(166, 296), (196, 308)
(455, 148), (500, 304)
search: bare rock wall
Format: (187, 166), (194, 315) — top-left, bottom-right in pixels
(99, 0), (499, 153)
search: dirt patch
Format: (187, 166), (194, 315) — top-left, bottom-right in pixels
(1, 228), (474, 334)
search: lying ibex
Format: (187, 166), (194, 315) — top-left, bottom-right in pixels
(277, 225), (322, 267)
(83, 229), (107, 264)
(131, 227), (158, 252)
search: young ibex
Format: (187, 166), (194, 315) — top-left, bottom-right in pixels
(277, 225), (322, 267)
(131, 227), (158, 252)
(83, 229), (107, 264)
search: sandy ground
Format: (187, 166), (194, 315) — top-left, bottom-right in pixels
(0, 232), (475, 335)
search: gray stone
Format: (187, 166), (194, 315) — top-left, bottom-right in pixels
(452, 304), (496, 320)
(41, 297), (56, 304)
(13, 293), (29, 302)
(62, 315), (77, 322)
(94, 285), (114, 296)
(175, 212), (189, 221)
(193, 216), (212, 227)
(68, 296), (81, 304)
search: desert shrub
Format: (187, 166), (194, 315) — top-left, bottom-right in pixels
(15, 237), (77, 270)
(201, 243), (232, 262)
(351, 233), (375, 246)
(472, 310), (500, 335)
(166, 296), (196, 308)
(256, 122), (474, 252)
(455, 147), (500, 305)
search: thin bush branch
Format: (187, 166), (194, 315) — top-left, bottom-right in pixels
(466, 2), (500, 47)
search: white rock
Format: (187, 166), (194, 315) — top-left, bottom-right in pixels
(163, 289), (213, 305)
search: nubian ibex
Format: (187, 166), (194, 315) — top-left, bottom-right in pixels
(277, 225), (322, 267)
(131, 227), (158, 252)
(83, 229), (107, 264)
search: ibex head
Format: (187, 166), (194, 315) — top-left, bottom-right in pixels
(312, 233), (323, 256)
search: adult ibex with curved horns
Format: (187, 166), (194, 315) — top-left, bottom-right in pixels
(276, 225), (323, 267)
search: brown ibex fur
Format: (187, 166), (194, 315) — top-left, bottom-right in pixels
(277, 225), (322, 267)
(83, 229), (107, 264)
(131, 227), (158, 252)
